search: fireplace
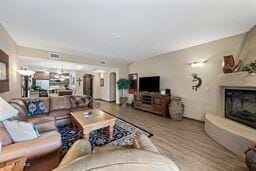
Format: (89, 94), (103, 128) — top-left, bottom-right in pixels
(225, 89), (256, 129)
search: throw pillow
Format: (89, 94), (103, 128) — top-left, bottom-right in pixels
(69, 96), (86, 108)
(81, 95), (93, 106)
(26, 99), (47, 116)
(3, 120), (39, 142)
(0, 122), (13, 146)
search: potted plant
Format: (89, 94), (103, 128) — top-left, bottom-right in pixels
(31, 82), (41, 90)
(241, 60), (256, 74)
(117, 78), (131, 107)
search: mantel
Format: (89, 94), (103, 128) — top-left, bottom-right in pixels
(218, 72), (256, 88)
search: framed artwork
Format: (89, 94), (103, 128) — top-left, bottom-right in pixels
(128, 73), (138, 94)
(100, 78), (104, 86)
(0, 49), (9, 93)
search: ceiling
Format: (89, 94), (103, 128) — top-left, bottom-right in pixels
(1, 0), (256, 63)
(19, 57), (111, 72)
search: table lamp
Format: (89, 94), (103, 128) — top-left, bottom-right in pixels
(0, 97), (18, 153)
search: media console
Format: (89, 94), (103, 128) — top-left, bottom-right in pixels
(133, 92), (171, 117)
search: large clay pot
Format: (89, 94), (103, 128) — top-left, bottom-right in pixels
(245, 146), (256, 171)
(223, 55), (236, 73)
(120, 97), (128, 107)
(169, 96), (185, 121)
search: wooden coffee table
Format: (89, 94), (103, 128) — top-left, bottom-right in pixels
(71, 109), (116, 140)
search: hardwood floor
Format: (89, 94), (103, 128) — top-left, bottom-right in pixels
(96, 100), (247, 171)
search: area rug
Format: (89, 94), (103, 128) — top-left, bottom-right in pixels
(58, 117), (153, 157)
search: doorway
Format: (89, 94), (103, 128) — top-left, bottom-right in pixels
(83, 74), (93, 96)
(109, 72), (116, 102)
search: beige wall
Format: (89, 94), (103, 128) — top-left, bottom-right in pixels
(92, 69), (119, 103)
(75, 69), (120, 103)
(0, 23), (20, 101)
(17, 46), (128, 103)
(17, 46), (128, 79)
(239, 25), (256, 66)
(0, 22), (248, 121)
(75, 71), (100, 98)
(129, 33), (246, 121)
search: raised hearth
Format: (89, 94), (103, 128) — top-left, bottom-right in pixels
(205, 113), (256, 157)
(205, 72), (256, 158)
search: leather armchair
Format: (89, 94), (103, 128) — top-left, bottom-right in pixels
(53, 135), (179, 171)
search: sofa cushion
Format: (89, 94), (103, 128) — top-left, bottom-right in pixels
(49, 110), (71, 119)
(50, 96), (71, 111)
(27, 115), (55, 124)
(0, 122), (13, 146)
(26, 98), (49, 116)
(34, 121), (56, 133)
(3, 120), (39, 143)
(9, 99), (28, 114)
(0, 131), (61, 162)
(27, 115), (56, 133)
(9, 103), (27, 121)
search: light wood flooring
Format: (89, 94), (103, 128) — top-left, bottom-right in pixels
(96, 100), (247, 171)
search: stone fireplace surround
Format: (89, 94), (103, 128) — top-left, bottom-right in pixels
(205, 72), (256, 158)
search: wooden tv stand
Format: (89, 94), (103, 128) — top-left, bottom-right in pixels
(133, 92), (171, 117)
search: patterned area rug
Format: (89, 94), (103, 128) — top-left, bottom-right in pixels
(58, 117), (153, 157)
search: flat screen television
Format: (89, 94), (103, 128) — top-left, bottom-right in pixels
(139, 76), (160, 92)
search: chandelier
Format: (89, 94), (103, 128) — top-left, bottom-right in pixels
(54, 64), (69, 81)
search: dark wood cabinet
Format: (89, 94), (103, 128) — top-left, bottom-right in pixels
(133, 92), (171, 117)
(34, 71), (50, 80)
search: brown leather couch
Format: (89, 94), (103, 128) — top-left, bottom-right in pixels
(53, 134), (179, 171)
(12, 95), (93, 127)
(0, 95), (93, 171)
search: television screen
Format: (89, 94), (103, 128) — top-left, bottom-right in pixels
(139, 76), (160, 92)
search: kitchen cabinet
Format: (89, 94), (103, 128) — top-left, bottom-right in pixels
(34, 71), (50, 80)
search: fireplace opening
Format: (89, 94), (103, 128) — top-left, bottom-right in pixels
(225, 89), (256, 129)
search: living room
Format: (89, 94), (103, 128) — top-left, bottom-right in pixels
(0, 1), (256, 171)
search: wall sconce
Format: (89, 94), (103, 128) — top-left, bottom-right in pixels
(189, 61), (206, 68)
(99, 72), (104, 79)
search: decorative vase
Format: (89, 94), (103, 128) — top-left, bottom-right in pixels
(169, 96), (184, 121)
(222, 55), (236, 73)
(245, 146), (256, 171)
(120, 97), (128, 107)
